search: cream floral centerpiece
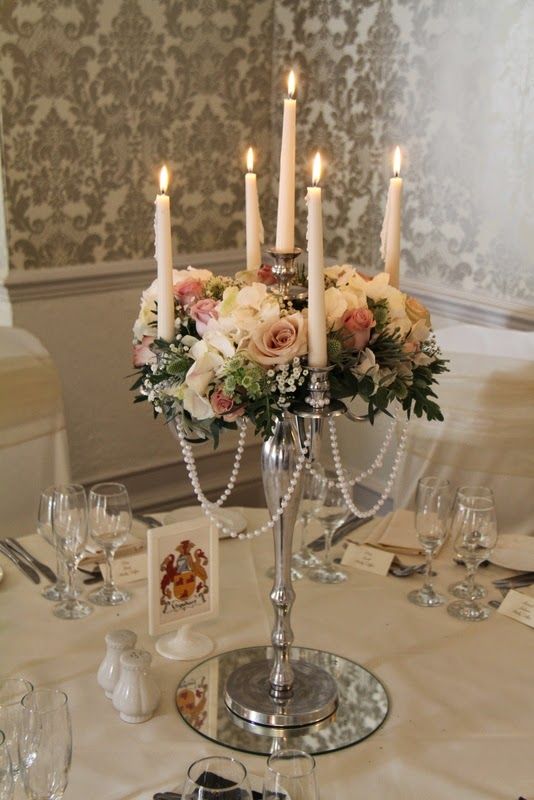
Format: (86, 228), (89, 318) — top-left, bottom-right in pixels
(131, 264), (447, 445)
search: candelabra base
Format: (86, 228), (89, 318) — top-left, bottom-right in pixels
(224, 658), (337, 728)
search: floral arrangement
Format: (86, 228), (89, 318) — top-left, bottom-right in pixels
(131, 264), (447, 444)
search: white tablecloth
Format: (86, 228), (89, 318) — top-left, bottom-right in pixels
(3, 509), (534, 800)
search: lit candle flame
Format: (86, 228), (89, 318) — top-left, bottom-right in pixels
(393, 146), (401, 177)
(246, 147), (254, 173)
(312, 151), (321, 186)
(287, 70), (296, 98)
(159, 165), (169, 194)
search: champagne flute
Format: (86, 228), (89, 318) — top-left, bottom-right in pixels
(308, 473), (349, 584)
(87, 483), (132, 606)
(52, 484), (92, 620)
(263, 749), (318, 800)
(0, 678), (33, 776)
(0, 730), (13, 800)
(408, 476), (451, 607)
(448, 486), (494, 600)
(448, 496), (498, 621)
(181, 756), (252, 800)
(37, 488), (69, 602)
(18, 689), (72, 800)
(292, 464), (325, 568)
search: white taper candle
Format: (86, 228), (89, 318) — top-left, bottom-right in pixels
(306, 152), (328, 368)
(155, 165), (175, 341)
(245, 147), (263, 270)
(275, 70), (296, 251)
(380, 146), (403, 289)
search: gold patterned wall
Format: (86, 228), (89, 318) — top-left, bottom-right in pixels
(1, 0), (533, 306)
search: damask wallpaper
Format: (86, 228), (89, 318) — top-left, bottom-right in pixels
(0, 0), (274, 268)
(1, 0), (533, 306)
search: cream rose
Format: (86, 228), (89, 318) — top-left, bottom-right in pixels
(405, 296), (431, 327)
(324, 287), (348, 330)
(247, 312), (307, 366)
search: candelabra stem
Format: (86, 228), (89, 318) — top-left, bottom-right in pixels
(261, 412), (300, 698)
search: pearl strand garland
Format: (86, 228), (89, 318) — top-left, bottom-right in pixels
(213, 419), (248, 507)
(327, 416), (409, 519)
(175, 419), (311, 540)
(321, 416), (398, 489)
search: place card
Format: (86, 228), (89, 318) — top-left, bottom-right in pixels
(341, 542), (394, 576)
(114, 552), (147, 584)
(497, 589), (534, 629)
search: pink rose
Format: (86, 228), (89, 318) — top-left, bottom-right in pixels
(210, 387), (244, 421)
(257, 264), (277, 286)
(173, 277), (203, 306)
(342, 307), (375, 351)
(190, 298), (219, 335)
(132, 336), (156, 367)
(247, 312), (307, 366)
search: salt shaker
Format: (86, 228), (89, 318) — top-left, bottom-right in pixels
(112, 649), (160, 723)
(97, 629), (137, 699)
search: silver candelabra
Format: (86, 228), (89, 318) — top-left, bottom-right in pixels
(224, 248), (350, 728)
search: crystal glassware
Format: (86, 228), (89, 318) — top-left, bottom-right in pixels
(19, 689), (72, 800)
(52, 484), (93, 620)
(292, 464), (325, 569)
(87, 483), (132, 606)
(37, 487), (79, 602)
(408, 476), (451, 607)
(308, 473), (349, 584)
(0, 730), (13, 800)
(263, 748), (318, 800)
(181, 756), (253, 800)
(448, 495), (498, 621)
(0, 678), (33, 776)
(448, 486), (494, 600)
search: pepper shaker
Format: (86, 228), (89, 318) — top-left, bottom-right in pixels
(112, 649), (160, 723)
(97, 629), (137, 699)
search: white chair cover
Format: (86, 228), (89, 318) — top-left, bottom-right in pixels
(394, 324), (534, 535)
(0, 327), (70, 537)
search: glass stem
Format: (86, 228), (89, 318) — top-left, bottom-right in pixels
(105, 550), (115, 593)
(323, 526), (333, 567)
(66, 561), (76, 604)
(296, 515), (305, 553)
(56, 551), (67, 588)
(424, 549), (434, 591)
(466, 566), (477, 604)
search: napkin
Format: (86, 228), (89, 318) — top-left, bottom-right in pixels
(363, 510), (423, 556)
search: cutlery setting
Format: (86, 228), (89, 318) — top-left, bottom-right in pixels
(4, 538), (56, 583)
(0, 541), (41, 584)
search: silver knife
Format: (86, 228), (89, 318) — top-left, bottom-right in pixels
(0, 542), (40, 584)
(4, 538), (56, 584)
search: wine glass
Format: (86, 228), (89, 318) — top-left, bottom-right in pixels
(87, 483), (132, 606)
(52, 484), (92, 620)
(37, 488), (69, 602)
(408, 476), (451, 607)
(0, 678), (32, 776)
(263, 749), (318, 800)
(181, 756), (253, 800)
(448, 486), (494, 600)
(448, 496), (498, 622)
(292, 464), (325, 569)
(0, 731), (13, 800)
(18, 689), (72, 800)
(308, 473), (349, 584)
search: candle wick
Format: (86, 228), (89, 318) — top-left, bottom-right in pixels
(394, 172), (399, 178)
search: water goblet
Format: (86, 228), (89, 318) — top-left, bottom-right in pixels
(448, 486), (494, 600)
(408, 476), (451, 607)
(308, 474), (349, 584)
(292, 464), (325, 569)
(0, 731), (13, 800)
(181, 756), (253, 800)
(263, 748), (318, 800)
(52, 484), (93, 620)
(0, 678), (33, 777)
(448, 496), (498, 621)
(19, 689), (72, 800)
(87, 483), (132, 606)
